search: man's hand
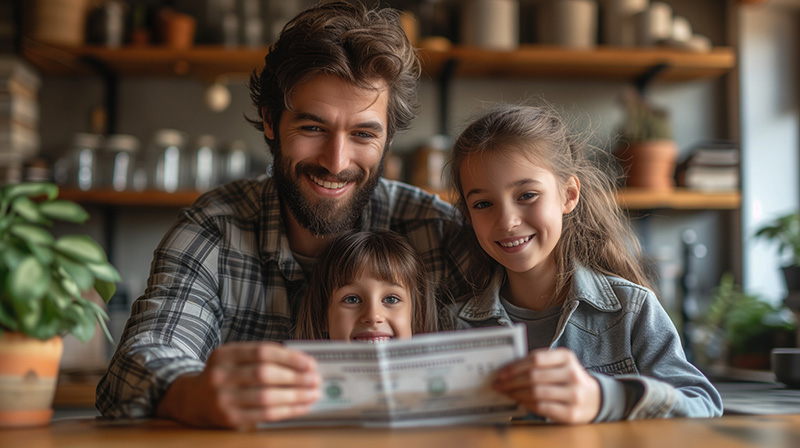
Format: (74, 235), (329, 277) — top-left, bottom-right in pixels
(493, 347), (600, 424)
(156, 342), (322, 429)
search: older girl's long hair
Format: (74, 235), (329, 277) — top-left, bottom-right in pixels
(294, 230), (437, 340)
(444, 104), (652, 298)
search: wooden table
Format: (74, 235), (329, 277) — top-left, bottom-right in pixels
(1, 415), (799, 448)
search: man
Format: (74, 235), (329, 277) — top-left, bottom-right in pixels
(96, 1), (472, 429)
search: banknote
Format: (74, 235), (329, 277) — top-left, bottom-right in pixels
(268, 325), (528, 428)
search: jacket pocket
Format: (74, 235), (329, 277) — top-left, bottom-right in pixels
(588, 357), (637, 375)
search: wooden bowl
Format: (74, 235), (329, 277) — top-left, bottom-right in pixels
(771, 348), (800, 388)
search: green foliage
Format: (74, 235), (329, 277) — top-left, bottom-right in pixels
(704, 272), (796, 355)
(755, 211), (800, 267)
(0, 182), (120, 343)
(618, 87), (673, 143)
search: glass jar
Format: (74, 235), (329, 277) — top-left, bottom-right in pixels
(188, 134), (218, 192)
(66, 133), (104, 191)
(221, 140), (250, 184)
(103, 134), (140, 191)
(148, 129), (187, 193)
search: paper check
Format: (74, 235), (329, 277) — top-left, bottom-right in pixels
(272, 325), (527, 428)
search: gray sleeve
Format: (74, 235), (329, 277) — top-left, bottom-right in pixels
(591, 373), (644, 422)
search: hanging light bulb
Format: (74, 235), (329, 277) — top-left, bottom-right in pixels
(205, 77), (231, 112)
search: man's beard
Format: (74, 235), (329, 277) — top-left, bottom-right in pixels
(272, 151), (384, 236)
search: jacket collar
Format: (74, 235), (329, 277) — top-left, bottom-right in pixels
(458, 264), (623, 322)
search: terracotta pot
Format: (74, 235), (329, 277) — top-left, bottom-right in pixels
(617, 139), (678, 191)
(0, 332), (64, 428)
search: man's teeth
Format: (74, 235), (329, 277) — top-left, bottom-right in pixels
(499, 236), (531, 248)
(310, 175), (347, 189)
(354, 337), (391, 343)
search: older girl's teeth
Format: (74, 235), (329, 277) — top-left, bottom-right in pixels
(311, 175), (347, 189)
(499, 236), (531, 247)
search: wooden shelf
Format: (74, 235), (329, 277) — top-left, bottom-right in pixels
(615, 187), (741, 210)
(59, 189), (202, 207)
(21, 39), (735, 83)
(60, 187), (740, 210)
(419, 45), (736, 82)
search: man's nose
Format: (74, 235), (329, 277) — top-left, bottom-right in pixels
(319, 134), (350, 175)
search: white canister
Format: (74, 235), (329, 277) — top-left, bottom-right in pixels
(602, 0), (648, 47)
(546, 0), (599, 49)
(461, 0), (519, 50)
(671, 16), (692, 43)
(636, 2), (672, 46)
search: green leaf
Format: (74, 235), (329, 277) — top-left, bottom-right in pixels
(28, 244), (54, 266)
(39, 200), (89, 224)
(83, 300), (113, 343)
(0, 302), (19, 331)
(86, 262), (122, 283)
(7, 256), (49, 302)
(53, 235), (107, 264)
(94, 278), (117, 303)
(9, 223), (55, 247)
(55, 254), (95, 291)
(64, 306), (95, 343)
(10, 197), (43, 223)
(1, 182), (58, 202)
(46, 281), (72, 310)
(12, 298), (41, 333)
(1, 245), (26, 270)
(59, 274), (82, 300)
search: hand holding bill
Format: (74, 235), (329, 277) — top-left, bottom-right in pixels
(493, 347), (601, 424)
(156, 342), (322, 429)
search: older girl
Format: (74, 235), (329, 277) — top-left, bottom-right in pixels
(445, 104), (722, 423)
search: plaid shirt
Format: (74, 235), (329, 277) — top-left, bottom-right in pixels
(96, 176), (473, 418)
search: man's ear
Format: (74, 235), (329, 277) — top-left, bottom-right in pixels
(563, 175), (581, 214)
(262, 107), (275, 140)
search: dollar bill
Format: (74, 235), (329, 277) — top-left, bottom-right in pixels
(269, 325), (528, 428)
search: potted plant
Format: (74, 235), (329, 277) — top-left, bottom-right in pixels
(695, 273), (796, 370)
(0, 182), (119, 427)
(615, 87), (678, 191)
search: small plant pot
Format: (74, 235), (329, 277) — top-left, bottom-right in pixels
(0, 332), (64, 428)
(617, 139), (678, 191)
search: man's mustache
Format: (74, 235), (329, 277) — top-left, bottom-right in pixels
(295, 163), (365, 184)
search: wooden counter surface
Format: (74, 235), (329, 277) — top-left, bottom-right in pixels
(1, 414), (799, 448)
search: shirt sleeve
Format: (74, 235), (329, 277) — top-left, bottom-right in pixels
(95, 208), (224, 418)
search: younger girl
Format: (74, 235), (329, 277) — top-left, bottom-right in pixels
(445, 104), (722, 423)
(295, 229), (437, 342)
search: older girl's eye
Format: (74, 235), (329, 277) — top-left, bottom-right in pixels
(472, 200), (491, 210)
(383, 295), (401, 305)
(519, 192), (538, 201)
(342, 295), (360, 304)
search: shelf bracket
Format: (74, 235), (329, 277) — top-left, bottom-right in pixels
(81, 56), (119, 135)
(437, 58), (458, 137)
(633, 63), (669, 96)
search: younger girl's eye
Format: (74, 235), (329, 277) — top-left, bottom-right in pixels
(342, 295), (360, 304)
(472, 200), (491, 210)
(519, 192), (538, 201)
(383, 295), (401, 305)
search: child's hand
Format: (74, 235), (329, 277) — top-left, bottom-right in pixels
(493, 347), (601, 424)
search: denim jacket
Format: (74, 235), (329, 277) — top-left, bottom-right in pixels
(449, 265), (723, 421)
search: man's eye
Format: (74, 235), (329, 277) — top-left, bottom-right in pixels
(302, 125), (323, 132)
(473, 201), (491, 210)
(354, 131), (375, 139)
(342, 295), (360, 304)
(383, 295), (401, 305)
